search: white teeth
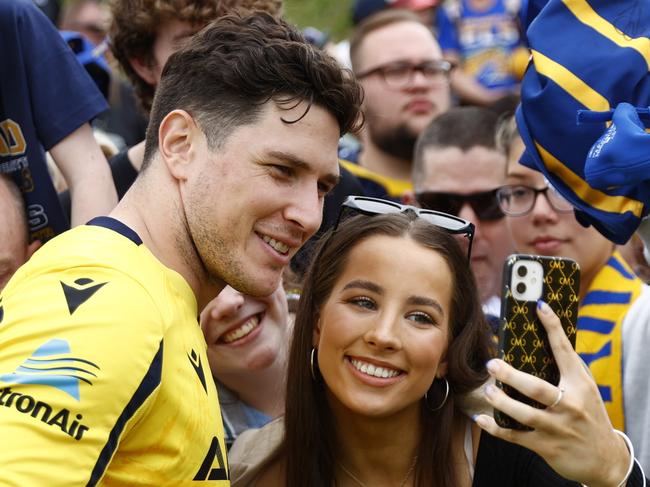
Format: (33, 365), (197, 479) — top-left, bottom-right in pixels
(350, 358), (400, 378)
(221, 315), (260, 344)
(261, 235), (290, 254)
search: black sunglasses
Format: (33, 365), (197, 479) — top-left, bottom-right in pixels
(415, 189), (504, 222)
(334, 196), (475, 260)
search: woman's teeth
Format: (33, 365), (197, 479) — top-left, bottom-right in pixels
(350, 358), (401, 378)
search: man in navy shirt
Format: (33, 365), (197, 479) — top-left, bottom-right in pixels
(0, 0), (116, 243)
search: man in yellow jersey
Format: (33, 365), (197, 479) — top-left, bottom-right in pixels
(0, 12), (362, 486)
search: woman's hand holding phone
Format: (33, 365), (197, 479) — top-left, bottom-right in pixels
(474, 302), (631, 487)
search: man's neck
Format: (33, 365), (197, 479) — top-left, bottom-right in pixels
(110, 173), (223, 311)
(358, 141), (413, 182)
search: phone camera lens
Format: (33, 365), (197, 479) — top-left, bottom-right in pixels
(517, 265), (528, 277)
(516, 282), (527, 294)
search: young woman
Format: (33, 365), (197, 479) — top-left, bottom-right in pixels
(229, 198), (647, 486)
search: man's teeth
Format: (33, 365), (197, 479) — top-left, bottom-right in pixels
(350, 358), (401, 378)
(222, 315), (260, 343)
(261, 235), (289, 254)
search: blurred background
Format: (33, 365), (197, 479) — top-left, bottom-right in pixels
(284, 0), (354, 41)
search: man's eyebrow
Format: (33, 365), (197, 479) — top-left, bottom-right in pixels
(407, 295), (445, 317)
(266, 150), (340, 187)
(342, 279), (382, 294)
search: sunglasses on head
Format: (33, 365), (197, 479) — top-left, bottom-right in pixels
(334, 196), (475, 260)
(414, 189), (504, 222)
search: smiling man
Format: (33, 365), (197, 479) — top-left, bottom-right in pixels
(341, 9), (452, 200)
(0, 12), (362, 486)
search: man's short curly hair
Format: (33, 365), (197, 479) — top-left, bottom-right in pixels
(109, 0), (283, 113)
(142, 11), (363, 169)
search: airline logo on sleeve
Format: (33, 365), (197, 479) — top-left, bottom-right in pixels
(0, 339), (97, 440)
(0, 338), (99, 400)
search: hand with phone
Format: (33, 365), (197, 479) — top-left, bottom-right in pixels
(495, 254), (580, 429)
(474, 299), (637, 486)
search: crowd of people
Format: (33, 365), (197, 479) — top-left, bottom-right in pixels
(0, 0), (649, 485)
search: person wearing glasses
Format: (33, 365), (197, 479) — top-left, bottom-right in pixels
(228, 196), (647, 486)
(339, 9), (453, 201)
(496, 117), (650, 472)
(406, 106), (514, 320)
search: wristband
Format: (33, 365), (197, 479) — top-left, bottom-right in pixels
(581, 429), (635, 487)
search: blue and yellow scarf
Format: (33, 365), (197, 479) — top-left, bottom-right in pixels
(577, 251), (642, 430)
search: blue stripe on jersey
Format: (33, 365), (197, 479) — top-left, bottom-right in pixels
(581, 291), (632, 307)
(88, 216), (143, 245)
(87, 341), (163, 486)
(607, 255), (635, 280)
(577, 316), (615, 335)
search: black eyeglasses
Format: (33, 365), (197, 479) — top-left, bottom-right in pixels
(335, 196), (475, 260)
(496, 185), (574, 216)
(356, 59), (454, 90)
(415, 189), (504, 222)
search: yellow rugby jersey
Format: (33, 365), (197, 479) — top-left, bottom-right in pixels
(0, 217), (229, 486)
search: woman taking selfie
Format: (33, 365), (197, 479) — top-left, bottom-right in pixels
(229, 197), (647, 486)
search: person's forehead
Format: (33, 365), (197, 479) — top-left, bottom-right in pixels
(505, 157), (544, 182)
(221, 101), (341, 179)
(357, 21), (441, 69)
(420, 146), (506, 190)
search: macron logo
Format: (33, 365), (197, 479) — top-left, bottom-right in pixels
(0, 339), (100, 400)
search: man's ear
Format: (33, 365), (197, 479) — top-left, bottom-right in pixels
(402, 189), (417, 206)
(158, 109), (200, 181)
(129, 56), (158, 86)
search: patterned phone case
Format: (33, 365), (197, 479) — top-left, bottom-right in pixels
(494, 254), (580, 430)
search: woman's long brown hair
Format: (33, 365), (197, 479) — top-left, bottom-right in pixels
(284, 213), (492, 486)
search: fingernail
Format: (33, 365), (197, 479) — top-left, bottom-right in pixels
(471, 414), (479, 423)
(474, 415), (488, 428)
(486, 359), (499, 374)
(537, 300), (551, 314)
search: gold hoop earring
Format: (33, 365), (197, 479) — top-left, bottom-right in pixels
(425, 377), (449, 411)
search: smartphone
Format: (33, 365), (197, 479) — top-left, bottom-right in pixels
(494, 254), (580, 430)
